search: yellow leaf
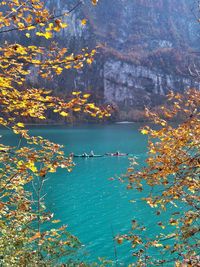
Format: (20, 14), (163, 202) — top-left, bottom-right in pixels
(27, 161), (37, 173)
(60, 111), (69, 117)
(25, 33), (31, 38)
(55, 67), (63, 75)
(141, 129), (148, 135)
(175, 261), (181, 267)
(170, 219), (179, 226)
(52, 219), (61, 224)
(38, 115), (46, 120)
(81, 19), (87, 26)
(17, 122), (24, 128)
(61, 23), (68, 28)
(83, 94), (90, 98)
(73, 107), (81, 112)
(29, 232), (41, 242)
(44, 31), (53, 39)
(153, 243), (163, 247)
(72, 91), (81, 96)
(26, 25), (36, 30)
(49, 168), (56, 173)
(161, 121), (166, 126)
(47, 23), (54, 30)
(16, 46), (27, 55)
(18, 22), (25, 28)
(86, 58), (93, 64)
(149, 148), (156, 154)
(87, 103), (95, 109)
(36, 31), (52, 39)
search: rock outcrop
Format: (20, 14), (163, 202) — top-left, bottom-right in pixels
(104, 59), (200, 108)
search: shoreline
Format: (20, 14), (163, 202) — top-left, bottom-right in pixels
(0, 120), (180, 129)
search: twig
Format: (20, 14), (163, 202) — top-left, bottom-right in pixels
(111, 225), (118, 267)
(0, 1), (82, 34)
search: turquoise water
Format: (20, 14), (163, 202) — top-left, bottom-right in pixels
(1, 124), (178, 265)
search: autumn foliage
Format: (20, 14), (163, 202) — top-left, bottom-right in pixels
(0, 0), (109, 266)
(120, 89), (200, 266)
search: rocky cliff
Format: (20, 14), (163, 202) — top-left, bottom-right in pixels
(33, 0), (200, 119)
(104, 59), (200, 108)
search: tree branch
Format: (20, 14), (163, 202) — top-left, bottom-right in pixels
(0, 1), (82, 34)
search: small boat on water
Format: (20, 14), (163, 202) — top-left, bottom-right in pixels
(73, 154), (103, 158)
(105, 152), (129, 157)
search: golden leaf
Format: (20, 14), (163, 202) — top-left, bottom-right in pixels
(83, 94), (90, 98)
(17, 122), (24, 128)
(29, 232), (41, 242)
(81, 19), (87, 26)
(52, 220), (61, 224)
(141, 129), (148, 135)
(92, 0), (98, 5)
(60, 111), (69, 117)
(72, 91), (81, 96)
(25, 33), (30, 38)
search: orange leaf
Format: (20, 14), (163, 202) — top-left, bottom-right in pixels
(29, 232), (41, 242)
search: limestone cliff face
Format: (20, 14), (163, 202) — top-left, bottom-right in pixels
(30, 0), (200, 113)
(84, 0), (200, 108)
(104, 59), (200, 108)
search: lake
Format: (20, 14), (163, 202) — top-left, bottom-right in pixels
(1, 124), (177, 266)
